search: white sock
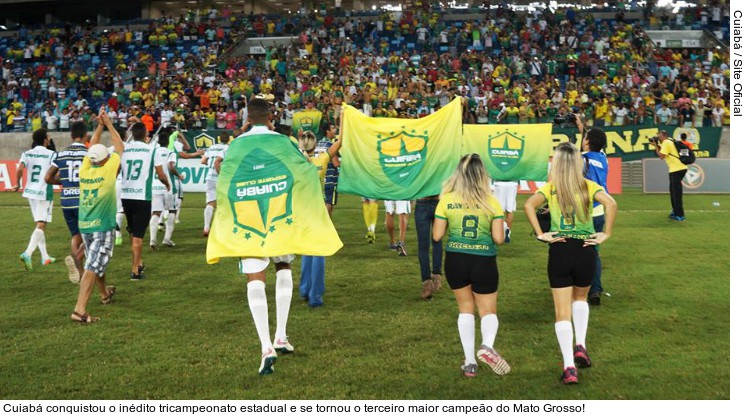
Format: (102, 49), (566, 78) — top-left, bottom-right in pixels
(572, 301), (590, 347)
(247, 281), (273, 352)
(160, 211), (167, 222)
(555, 321), (575, 369)
(164, 213), (176, 241)
(458, 313), (476, 364)
(37, 231), (50, 260)
(176, 206), (182, 222)
(204, 205), (214, 232)
(274, 269), (293, 342)
(116, 212), (124, 231)
(480, 314), (499, 349)
(368, 223), (375, 232)
(149, 215), (160, 243)
(23, 228), (44, 256)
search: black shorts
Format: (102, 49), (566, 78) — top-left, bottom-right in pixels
(122, 199), (152, 239)
(324, 184), (338, 206)
(444, 251), (499, 294)
(548, 238), (597, 288)
(63, 208), (80, 237)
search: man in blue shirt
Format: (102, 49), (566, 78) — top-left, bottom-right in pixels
(578, 117), (609, 305)
(45, 121), (89, 283)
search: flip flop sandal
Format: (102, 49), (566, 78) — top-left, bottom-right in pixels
(101, 286), (116, 305)
(71, 311), (100, 324)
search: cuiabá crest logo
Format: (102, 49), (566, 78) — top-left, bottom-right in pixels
(489, 131), (525, 172)
(377, 127), (427, 185)
(193, 132), (215, 150)
(300, 116), (314, 131)
(228, 149), (294, 239)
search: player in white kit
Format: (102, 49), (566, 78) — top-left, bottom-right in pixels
(13, 129), (57, 270)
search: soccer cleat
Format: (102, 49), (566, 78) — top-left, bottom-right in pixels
(668, 212), (676, 219)
(420, 279), (435, 300)
(19, 253), (33, 271)
(273, 337), (295, 354)
(65, 255), (80, 284)
(560, 366), (579, 384)
(366, 231), (375, 244)
(41, 257), (56, 266)
(150, 241), (159, 250)
(461, 362), (478, 377)
(130, 272), (144, 281)
(396, 241), (408, 256)
(175, 219), (181, 224)
(162, 240), (176, 247)
(259, 348), (277, 375)
(672, 215), (686, 221)
(138, 264), (146, 274)
(202, 230), (209, 237)
(389, 243), (397, 250)
(573, 345), (592, 368)
(115, 235), (123, 246)
(476, 345), (511, 375)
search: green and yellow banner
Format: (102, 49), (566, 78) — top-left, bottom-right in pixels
(206, 132), (342, 264)
(552, 125), (722, 161)
(338, 98), (462, 200)
(463, 124), (553, 181)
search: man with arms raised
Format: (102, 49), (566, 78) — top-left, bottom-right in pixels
(70, 110), (123, 323)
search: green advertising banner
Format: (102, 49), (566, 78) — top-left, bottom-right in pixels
(552, 125), (721, 161)
(463, 124), (553, 181)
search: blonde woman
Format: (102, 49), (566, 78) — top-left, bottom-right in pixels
(432, 154), (511, 377)
(524, 142), (617, 385)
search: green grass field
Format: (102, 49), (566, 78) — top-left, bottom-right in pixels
(0, 189), (730, 400)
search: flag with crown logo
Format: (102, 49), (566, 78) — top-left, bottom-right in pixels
(462, 124), (552, 181)
(206, 130), (342, 264)
(338, 98), (462, 200)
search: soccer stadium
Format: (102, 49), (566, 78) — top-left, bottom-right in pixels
(0, 0), (732, 404)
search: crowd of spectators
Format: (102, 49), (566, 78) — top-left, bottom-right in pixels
(0, 1), (732, 136)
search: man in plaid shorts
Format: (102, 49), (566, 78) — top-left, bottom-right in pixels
(70, 110), (124, 324)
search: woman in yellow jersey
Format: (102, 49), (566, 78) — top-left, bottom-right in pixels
(432, 154), (511, 378)
(524, 142), (617, 385)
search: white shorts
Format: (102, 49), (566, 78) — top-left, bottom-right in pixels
(239, 255), (296, 274)
(29, 199), (53, 223)
(164, 193), (178, 212)
(116, 181), (123, 213)
(384, 200), (411, 215)
(491, 181), (518, 213)
(206, 180), (218, 203)
(151, 193), (166, 213)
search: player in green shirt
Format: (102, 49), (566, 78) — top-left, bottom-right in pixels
(524, 142), (617, 385)
(433, 154), (511, 378)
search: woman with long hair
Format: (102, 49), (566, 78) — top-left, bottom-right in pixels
(524, 142), (617, 385)
(433, 154), (511, 377)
